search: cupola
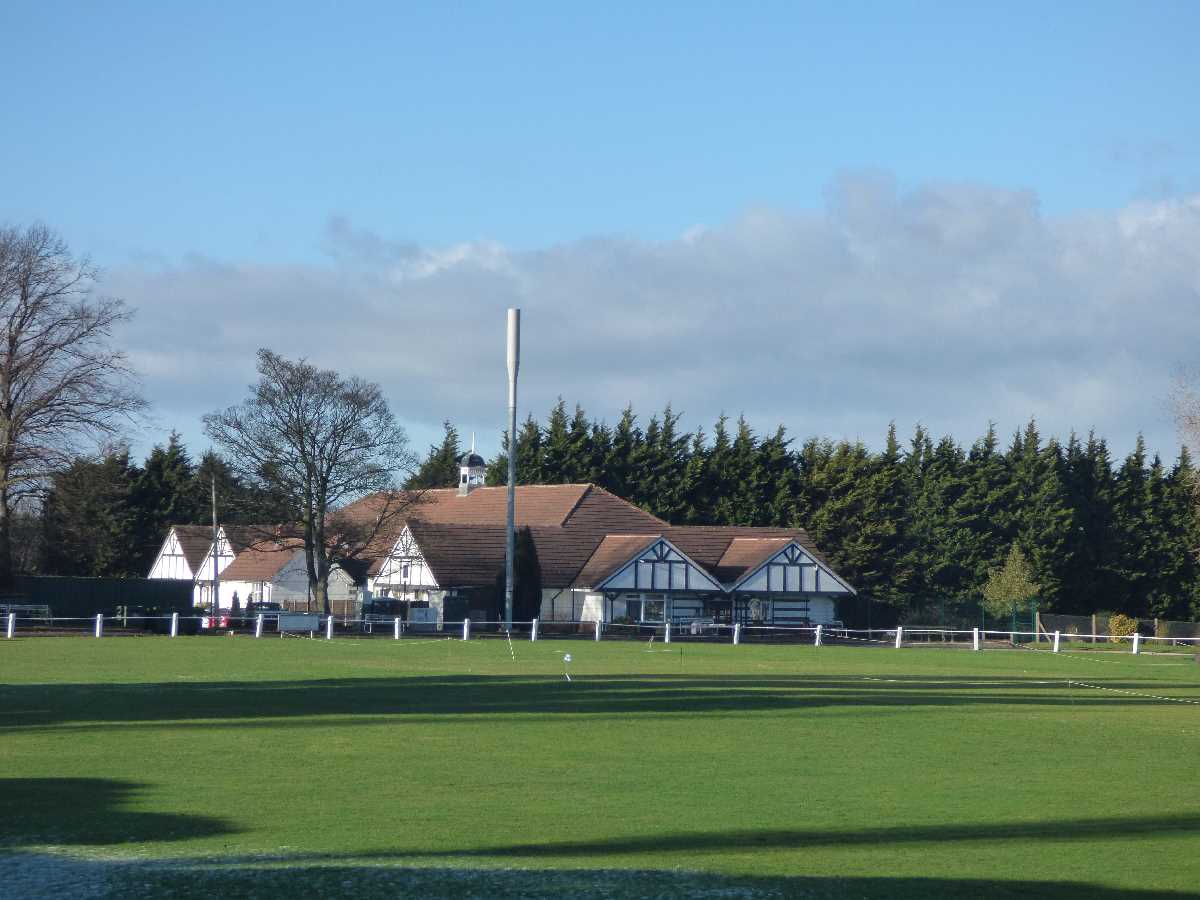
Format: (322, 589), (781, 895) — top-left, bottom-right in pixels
(457, 435), (486, 496)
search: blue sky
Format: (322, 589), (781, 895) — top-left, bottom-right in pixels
(2, 2), (1199, 464)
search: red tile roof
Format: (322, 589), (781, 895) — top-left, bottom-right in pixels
(567, 526), (838, 590)
(169, 525), (215, 572)
(571, 534), (662, 589)
(220, 541), (303, 583)
(169, 484), (851, 595)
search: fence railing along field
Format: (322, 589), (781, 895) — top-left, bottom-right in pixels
(4, 611), (1199, 656)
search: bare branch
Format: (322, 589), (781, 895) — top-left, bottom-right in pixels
(204, 349), (417, 613)
(0, 224), (146, 583)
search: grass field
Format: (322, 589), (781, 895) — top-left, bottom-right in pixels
(2, 635), (1199, 898)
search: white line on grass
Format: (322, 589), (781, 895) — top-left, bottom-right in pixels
(858, 676), (1065, 686)
(1067, 681), (1200, 706)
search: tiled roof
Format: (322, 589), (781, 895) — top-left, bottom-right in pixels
(170, 525), (215, 572)
(568, 526), (840, 590)
(397, 520), (660, 591)
(222, 525), (278, 554)
(664, 525), (833, 581)
(170, 483), (851, 595)
(713, 538), (793, 584)
(342, 484), (599, 530)
(571, 534), (661, 589)
(220, 541), (303, 583)
(355, 484), (666, 582)
(406, 522), (508, 588)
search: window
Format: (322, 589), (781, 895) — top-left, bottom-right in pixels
(640, 594), (665, 623)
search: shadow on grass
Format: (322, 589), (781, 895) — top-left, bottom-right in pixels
(0, 779), (235, 848)
(329, 811), (1200, 859)
(0, 854), (1189, 899)
(1, 673), (1195, 733)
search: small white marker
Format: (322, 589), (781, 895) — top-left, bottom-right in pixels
(563, 653), (572, 682)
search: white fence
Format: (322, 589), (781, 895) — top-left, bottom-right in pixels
(2, 614), (1198, 655)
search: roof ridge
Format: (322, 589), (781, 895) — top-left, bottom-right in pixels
(559, 483), (593, 526)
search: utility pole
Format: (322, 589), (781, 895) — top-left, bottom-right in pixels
(505, 308), (520, 631)
(211, 475), (220, 624)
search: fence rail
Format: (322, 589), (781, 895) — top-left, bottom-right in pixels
(4, 613), (1199, 656)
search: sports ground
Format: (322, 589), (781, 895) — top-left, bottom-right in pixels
(2, 635), (1198, 898)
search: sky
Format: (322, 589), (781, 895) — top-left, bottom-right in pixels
(2, 2), (1199, 467)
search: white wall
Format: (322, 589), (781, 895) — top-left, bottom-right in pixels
(373, 526), (439, 591)
(272, 551), (313, 606)
(147, 531), (194, 581)
(219, 581), (269, 609)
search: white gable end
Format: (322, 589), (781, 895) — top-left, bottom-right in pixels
(598, 539), (722, 593)
(374, 526), (439, 589)
(148, 530), (194, 580)
(195, 529), (238, 582)
(735, 543), (852, 595)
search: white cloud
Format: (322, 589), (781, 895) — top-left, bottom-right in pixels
(109, 175), (1200, 462)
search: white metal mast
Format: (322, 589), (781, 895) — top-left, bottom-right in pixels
(505, 308), (520, 630)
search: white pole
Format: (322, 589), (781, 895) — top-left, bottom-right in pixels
(95, 613), (104, 638)
(393, 617), (401, 640)
(504, 308), (520, 631)
(1052, 630), (1061, 653)
(531, 617), (539, 642)
(894, 626), (903, 649)
(664, 622), (671, 644)
(594, 618), (601, 641)
(1132, 632), (1141, 655)
(462, 618), (470, 641)
(972, 627), (980, 651)
(5, 612), (14, 639)
(325, 615), (334, 640)
(733, 623), (741, 645)
(815, 624), (823, 647)
(211, 477), (220, 625)
(255, 614), (264, 639)
(170, 612), (179, 637)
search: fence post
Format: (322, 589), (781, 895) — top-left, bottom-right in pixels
(325, 615), (334, 640)
(972, 627), (980, 651)
(1132, 632), (1141, 655)
(170, 612), (179, 637)
(733, 623), (741, 645)
(594, 619), (601, 641)
(95, 613), (104, 638)
(1053, 630), (1061, 653)
(531, 617), (538, 642)
(815, 624), (823, 647)
(255, 614), (264, 639)
(5, 612), (14, 639)
(462, 618), (470, 641)
(1091, 614), (1097, 644)
(894, 626), (903, 649)
(393, 617), (401, 640)
(664, 622), (671, 644)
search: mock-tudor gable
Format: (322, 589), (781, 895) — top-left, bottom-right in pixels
(731, 541), (853, 594)
(374, 525), (441, 589)
(584, 537), (723, 593)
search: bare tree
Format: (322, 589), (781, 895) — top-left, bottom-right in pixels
(1171, 370), (1200, 499)
(0, 224), (144, 587)
(204, 349), (417, 614)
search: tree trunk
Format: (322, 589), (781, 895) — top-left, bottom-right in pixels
(315, 575), (331, 617)
(0, 481), (12, 590)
